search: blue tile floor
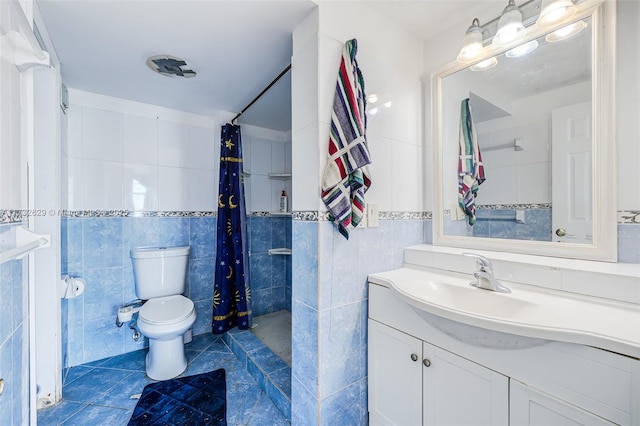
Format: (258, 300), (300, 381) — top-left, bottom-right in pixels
(37, 334), (289, 425)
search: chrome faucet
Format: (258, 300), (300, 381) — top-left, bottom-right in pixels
(463, 253), (511, 293)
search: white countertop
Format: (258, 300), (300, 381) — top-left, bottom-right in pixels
(369, 266), (640, 359)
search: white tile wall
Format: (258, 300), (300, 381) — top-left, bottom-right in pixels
(244, 132), (292, 213)
(123, 115), (158, 165)
(123, 164), (158, 211)
(517, 162), (550, 204)
(66, 93), (217, 212)
(188, 169), (216, 211)
(158, 166), (189, 211)
(66, 106), (83, 158)
(158, 121), (189, 168)
(481, 166), (517, 205)
(299, 3), (425, 214)
(66, 158), (83, 210)
(292, 122), (320, 211)
(292, 33), (319, 134)
(392, 141), (423, 211)
(365, 134), (393, 211)
(82, 159), (123, 210)
(82, 108), (123, 162)
(189, 126), (217, 171)
(478, 118), (551, 205)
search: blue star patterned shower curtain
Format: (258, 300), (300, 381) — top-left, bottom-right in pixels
(212, 124), (252, 334)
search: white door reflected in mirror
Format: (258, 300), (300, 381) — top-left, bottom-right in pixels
(551, 101), (592, 244)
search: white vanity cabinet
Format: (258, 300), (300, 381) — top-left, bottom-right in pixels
(368, 281), (640, 426)
(369, 319), (508, 426)
(510, 380), (616, 426)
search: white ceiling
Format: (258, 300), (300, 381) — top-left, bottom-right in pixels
(36, 1), (502, 131)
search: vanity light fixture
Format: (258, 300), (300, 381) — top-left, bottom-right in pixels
(505, 39), (539, 57)
(470, 57), (498, 71)
(457, 18), (484, 63)
(546, 20), (587, 42)
(536, 0), (577, 28)
(492, 0), (526, 47)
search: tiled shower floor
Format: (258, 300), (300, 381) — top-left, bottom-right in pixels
(37, 333), (289, 425)
(251, 310), (292, 367)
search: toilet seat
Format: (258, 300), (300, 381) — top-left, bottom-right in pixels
(139, 295), (195, 325)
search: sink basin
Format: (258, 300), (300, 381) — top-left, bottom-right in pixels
(369, 267), (640, 358)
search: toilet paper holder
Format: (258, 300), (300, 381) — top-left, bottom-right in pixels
(59, 275), (86, 299)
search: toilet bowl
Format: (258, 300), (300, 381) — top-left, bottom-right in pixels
(137, 295), (196, 380)
(130, 246), (195, 381)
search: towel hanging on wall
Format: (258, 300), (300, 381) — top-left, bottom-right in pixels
(458, 98), (485, 225)
(321, 38), (372, 239)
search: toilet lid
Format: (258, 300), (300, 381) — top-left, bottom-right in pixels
(139, 295), (195, 325)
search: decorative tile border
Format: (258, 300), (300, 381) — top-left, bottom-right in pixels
(292, 211), (321, 221)
(0, 210), (28, 224)
(476, 203), (552, 210)
(249, 212), (272, 217)
(61, 210), (217, 218)
(379, 211), (431, 220)
(4, 208), (638, 224)
(292, 211), (431, 222)
(619, 210), (640, 224)
(444, 204), (550, 217)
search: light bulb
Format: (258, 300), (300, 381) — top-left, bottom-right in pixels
(493, 1), (526, 47)
(546, 20), (587, 42)
(457, 18), (484, 63)
(505, 40), (539, 58)
(537, 0), (577, 28)
(470, 57), (498, 71)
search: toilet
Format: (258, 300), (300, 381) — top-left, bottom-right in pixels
(130, 246), (196, 380)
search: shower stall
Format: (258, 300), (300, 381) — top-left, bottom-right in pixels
(231, 67), (293, 416)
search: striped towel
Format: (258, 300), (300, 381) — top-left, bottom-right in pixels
(321, 39), (372, 239)
(458, 98), (485, 225)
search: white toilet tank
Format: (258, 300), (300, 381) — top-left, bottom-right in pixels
(130, 246), (190, 299)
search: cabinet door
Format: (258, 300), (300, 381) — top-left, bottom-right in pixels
(368, 320), (423, 426)
(423, 343), (509, 426)
(510, 380), (616, 426)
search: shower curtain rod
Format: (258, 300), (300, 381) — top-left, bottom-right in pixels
(231, 64), (291, 124)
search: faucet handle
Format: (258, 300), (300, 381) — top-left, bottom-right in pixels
(463, 252), (493, 272)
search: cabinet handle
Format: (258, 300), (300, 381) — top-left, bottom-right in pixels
(423, 358), (431, 367)
(410, 353), (418, 362)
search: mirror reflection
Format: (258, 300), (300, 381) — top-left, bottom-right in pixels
(441, 17), (592, 243)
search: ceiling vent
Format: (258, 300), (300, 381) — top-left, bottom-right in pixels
(146, 55), (196, 78)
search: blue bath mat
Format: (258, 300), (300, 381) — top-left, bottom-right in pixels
(128, 369), (226, 425)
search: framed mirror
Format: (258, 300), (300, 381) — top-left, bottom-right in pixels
(432, 0), (617, 261)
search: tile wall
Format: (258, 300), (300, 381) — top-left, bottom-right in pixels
(61, 216), (217, 367)
(477, 119), (551, 206)
(291, 1), (427, 423)
(0, 225), (29, 425)
(248, 216), (292, 316)
(60, 92), (293, 367)
(64, 97), (218, 212)
(472, 208), (552, 241)
(291, 218), (426, 424)
(1, 1), (33, 422)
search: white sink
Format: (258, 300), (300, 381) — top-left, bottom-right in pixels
(369, 267), (640, 358)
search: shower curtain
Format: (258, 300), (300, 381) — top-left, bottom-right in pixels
(212, 123), (252, 334)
